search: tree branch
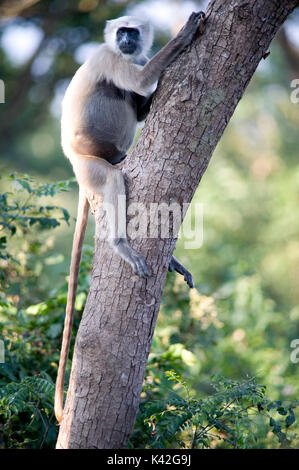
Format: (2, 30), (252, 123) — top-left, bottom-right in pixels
(56, 0), (298, 449)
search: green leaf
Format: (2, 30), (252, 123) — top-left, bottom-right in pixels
(26, 302), (48, 315)
(277, 407), (287, 416)
(286, 410), (295, 428)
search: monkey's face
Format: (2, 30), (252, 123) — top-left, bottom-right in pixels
(116, 27), (141, 55)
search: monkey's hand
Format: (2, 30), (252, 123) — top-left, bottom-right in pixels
(169, 256), (194, 289)
(178, 11), (206, 47)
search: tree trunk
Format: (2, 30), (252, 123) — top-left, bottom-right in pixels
(56, 0), (298, 449)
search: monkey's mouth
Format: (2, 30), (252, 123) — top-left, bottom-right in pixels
(119, 43), (136, 54)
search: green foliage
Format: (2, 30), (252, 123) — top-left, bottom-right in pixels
(0, 174), (70, 296)
(0, 374), (56, 448)
(130, 372), (297, 449)
(2, 169), (298, 448)
(0, 173), (71, 283)
(0, 241), (92, 447)
(0, 174), (92, 448)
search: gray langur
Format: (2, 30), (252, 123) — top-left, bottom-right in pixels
(55, 11), (205, 423)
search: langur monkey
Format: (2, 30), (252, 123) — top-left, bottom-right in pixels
(55, 11), (205, 423)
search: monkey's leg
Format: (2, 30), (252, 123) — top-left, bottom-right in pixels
(102, 166), (150, 278)
(72, 155), (149, 278)
(169, 255), (194, 288)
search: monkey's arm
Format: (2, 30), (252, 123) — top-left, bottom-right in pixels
(139, 12), (205, 92)
(141, 11), (205, 92)
(169, 255), (194, 288)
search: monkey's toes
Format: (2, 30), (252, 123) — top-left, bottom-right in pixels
(184, 272), (194, 289)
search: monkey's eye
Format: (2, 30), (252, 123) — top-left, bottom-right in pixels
(117, 27), (140, 40)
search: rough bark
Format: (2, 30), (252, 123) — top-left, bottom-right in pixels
(56, 0), (298, 449)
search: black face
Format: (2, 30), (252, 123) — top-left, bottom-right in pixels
(116, 27), (140, 55)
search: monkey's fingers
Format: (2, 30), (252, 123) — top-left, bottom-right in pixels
(185, 11), (206, 40)
(198, 12), (206, 35)
(189, 11), (205, 26)
(184, 271), (194, 289)
(132, 253), (150, 278)
(177, 266), (194, 288)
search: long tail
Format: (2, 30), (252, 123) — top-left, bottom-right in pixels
(54, 188), (89, 423)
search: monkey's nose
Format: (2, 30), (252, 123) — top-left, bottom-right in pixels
(122, 38), (130, 46)
(120, 39), (135, 54)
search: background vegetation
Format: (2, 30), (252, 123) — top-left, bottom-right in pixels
(0, 0), (298, 448)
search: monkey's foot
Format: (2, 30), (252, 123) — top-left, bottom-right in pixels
(111, 238), (150, 278)
(169, 255), (194, 288)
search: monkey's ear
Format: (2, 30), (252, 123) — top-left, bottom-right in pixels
(141, 21), (154, 55)
(104, 20), (118, 51)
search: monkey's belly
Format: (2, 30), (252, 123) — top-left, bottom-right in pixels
(72, 128), (127, 165)
(81, 79), (137, 159)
